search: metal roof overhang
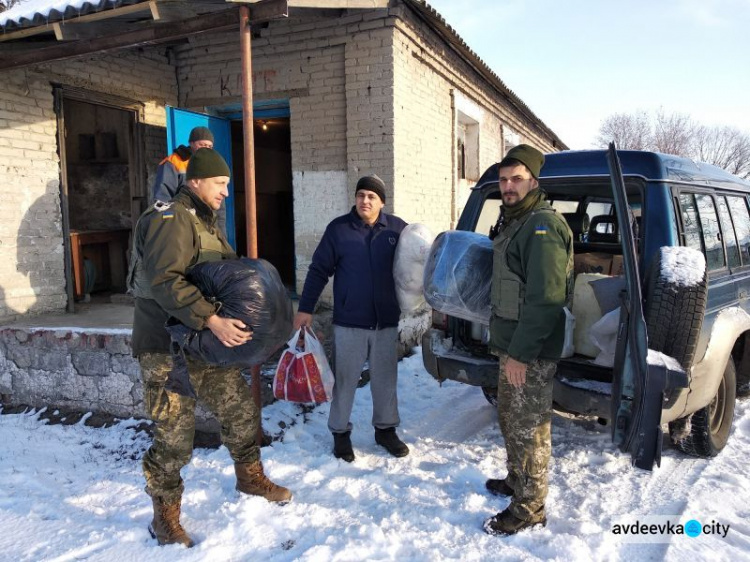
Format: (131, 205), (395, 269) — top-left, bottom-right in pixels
(0, 0), (389, 71)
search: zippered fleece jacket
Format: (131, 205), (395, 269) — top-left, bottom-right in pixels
(298, 207), (407, 329)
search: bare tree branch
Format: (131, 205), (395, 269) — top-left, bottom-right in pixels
(597, 110), (750, 180)
(595, 111), (651, 150)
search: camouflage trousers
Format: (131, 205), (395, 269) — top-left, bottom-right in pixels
(496, 352), (557, 522)
(139, 352), (260, 502)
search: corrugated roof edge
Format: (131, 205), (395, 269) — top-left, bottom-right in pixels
(0, 0), (143, 31)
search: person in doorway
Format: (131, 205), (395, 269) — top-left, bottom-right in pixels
(151, 125), (227, 235)
(483, 144), (573, 536)
(130, 148), (291, 548)
(293, 175), (409, 463)
(151, 126), (214, 204)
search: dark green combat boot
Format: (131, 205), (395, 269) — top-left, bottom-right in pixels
(483, 507), (547, 536)
(485, 478), (514, 497)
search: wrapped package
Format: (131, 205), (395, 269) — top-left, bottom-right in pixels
(273, 328), (334, 403)
(166, 258), (293, 368)
(394, 223), (436, 313)
(423, 230), (493, 324)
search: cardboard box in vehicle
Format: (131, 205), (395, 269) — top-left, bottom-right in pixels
(574, 252), (612, 275)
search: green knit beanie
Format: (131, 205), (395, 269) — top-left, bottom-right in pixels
(498, 144), (545, 178)
(186, 148), (231, 180)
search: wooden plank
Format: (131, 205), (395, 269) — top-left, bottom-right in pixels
(248, 0), (289, 22)
(0, 1), (157, 42)
(53, 21), (128, 41)
(0, 9), (239, 71)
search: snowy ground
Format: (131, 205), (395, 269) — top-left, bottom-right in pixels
(1, 349), (749, 561)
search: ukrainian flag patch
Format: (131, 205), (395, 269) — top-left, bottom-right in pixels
(534, 225), (548, 235)
(162, 211), (175, 220)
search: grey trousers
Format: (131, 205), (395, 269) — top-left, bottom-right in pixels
(328, 325), (400, 434)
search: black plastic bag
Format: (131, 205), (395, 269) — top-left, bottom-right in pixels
(423, 231), (493, 324)
(165, 258), (293, 370)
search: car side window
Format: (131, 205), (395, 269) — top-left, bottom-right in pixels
(678, 193), (705, 255)
(727, 195), (750, 265)
(716, 196), (741, 268)
(695, 194), (725, 271)
(475, 196), (502, 235)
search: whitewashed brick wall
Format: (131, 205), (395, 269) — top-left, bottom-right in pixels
(391, 4), (561, 234)
(175, 12), (399, 303)
(0, 49), (177, 321)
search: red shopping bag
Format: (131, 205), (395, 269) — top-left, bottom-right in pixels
(273, 328), (334, 403)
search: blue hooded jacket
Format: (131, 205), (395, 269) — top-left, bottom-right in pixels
(298, 207), (407, 329)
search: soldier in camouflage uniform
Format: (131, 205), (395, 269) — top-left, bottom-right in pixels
(130, 148), (291, 548)
(483, 144), (573, 536)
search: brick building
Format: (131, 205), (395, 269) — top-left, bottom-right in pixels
(0, 0), (566, 322)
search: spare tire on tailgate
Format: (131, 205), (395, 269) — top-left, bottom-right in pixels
(642, 246), (733, 457)
(644, 246), (707, 369)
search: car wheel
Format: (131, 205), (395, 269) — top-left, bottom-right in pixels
(482, 386), (498, 407)
(643, 247), (708, 370)
(670, 357), (736, 457)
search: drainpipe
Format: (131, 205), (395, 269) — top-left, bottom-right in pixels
(450, 90), (457, 230)
(239, 5), (263, 445)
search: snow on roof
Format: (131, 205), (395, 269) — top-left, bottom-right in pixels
(0, 0), (142, 30)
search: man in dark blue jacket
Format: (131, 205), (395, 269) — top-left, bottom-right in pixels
(294, 175), (408, 462)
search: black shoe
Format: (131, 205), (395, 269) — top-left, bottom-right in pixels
(485, 478), (514, 497)
(374, 427), (409, 458)
(483, 508), (547, 536)
(333, 431), (355, 462)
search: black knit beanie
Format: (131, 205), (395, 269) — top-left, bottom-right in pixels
(189, 126), (214, 144)
(186, 148), (230, 180)
(497, 144), (545, 178)
(355, 174), (386, 203)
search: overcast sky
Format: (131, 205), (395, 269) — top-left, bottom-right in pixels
(425, 0), (750, 150)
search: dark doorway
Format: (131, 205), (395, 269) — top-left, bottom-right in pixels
(231, 118), (295, 290)
(60, 97), (137, 302)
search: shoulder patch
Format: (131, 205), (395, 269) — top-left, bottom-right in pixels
(534, 225), (548, 236)
(162, 210), (175, 220)
(153, 200), (174, 212)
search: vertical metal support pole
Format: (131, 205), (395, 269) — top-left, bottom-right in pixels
(239, 5), (263, 445)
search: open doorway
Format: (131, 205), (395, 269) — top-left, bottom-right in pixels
(231, 117), (295, 290)
(58, 93), (141, 306)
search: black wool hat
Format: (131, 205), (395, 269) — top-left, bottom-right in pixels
(188, 126), (215, 144)
(498, 144), (545, 178)
(355, 174), (386, 203)
(186, 148), (230, 180)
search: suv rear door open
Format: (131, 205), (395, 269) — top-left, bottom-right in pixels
(606, 144), (687, 470)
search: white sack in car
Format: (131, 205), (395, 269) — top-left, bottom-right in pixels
(394, 223), (436, 313)
(423, 230), (493, 324)
(589, 308), (620, 367)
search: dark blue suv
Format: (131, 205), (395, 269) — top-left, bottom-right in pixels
(422, 146), (750, 470)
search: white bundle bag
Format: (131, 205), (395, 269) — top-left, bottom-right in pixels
(393, 223), (436, 313)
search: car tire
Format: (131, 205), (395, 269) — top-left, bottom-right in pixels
(670, 357), (736, 457)
(642, 247), (716, 455)
(482, 386), (498, 407)
(643, 247), (707, 371)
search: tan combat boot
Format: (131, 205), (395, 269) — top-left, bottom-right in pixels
(235, 461), (292, 503)
(148, 496), (195, 548)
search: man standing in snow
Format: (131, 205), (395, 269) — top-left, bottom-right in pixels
(130, 148), (291, 548)
(293, 174), (409, 463)
(483, 145), (573, 536)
